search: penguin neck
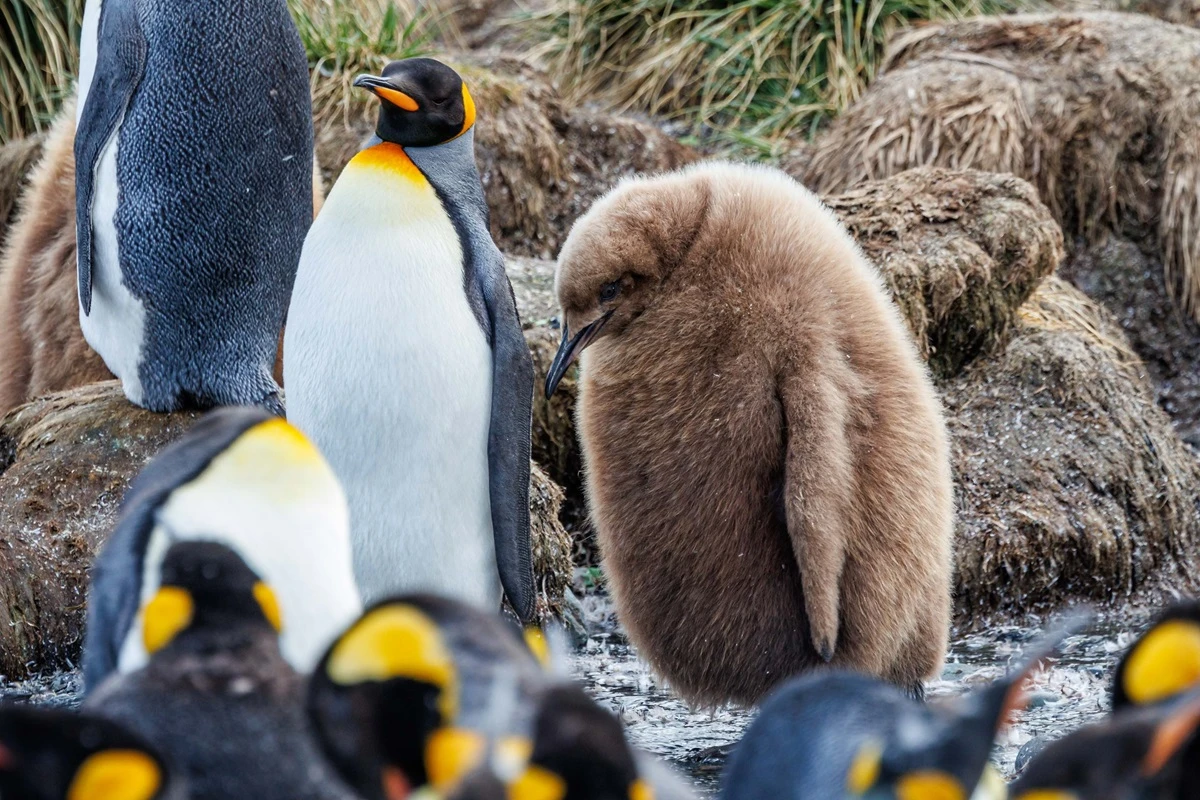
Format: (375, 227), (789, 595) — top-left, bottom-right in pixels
(401, 129), (491, 233)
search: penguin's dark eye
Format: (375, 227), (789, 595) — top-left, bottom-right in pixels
(599, 281), (621, 303)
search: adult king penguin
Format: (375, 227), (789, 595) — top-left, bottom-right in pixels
(74, 0), (312, 412)
(284, 58), (536, 621)
(83, 406), (361, 692)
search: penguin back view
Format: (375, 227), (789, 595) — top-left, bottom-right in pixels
(74, 0), (313, 411)
(546, 162), (953, 704)
(86, 538), (356, 800)
(0, 704), (179, 800)
(83, 406), (361, 692)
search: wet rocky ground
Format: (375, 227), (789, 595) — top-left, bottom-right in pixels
(1, 588), (1155, 797)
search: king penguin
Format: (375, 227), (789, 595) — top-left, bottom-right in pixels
(83, 406), (361, 692)
(73, 0), (313, 412)
(0, 704), (179, 800)
(86, 539), (357, 800)
(284, 58), (537, 621)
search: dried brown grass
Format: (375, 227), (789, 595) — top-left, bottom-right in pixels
(803, 12), (1200, 320)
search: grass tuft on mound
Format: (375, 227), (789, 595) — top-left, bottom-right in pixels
(530, 0), (1022, 152)
(0, 0), (82, 143)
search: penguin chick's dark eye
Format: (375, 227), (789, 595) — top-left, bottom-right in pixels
(600, 281), (621, 303)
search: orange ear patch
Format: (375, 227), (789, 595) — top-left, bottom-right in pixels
(374, 86), (419, 111)
(1141, 693), (1200, 776)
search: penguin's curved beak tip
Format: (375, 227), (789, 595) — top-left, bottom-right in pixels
(352, 73), (382, 90)
(544, 313), (611, 398)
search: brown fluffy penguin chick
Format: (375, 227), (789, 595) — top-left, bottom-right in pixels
(0, 108), (326, 416)
(547, 162), (954, 705)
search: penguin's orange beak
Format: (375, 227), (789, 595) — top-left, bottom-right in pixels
(353, 74), (420, 111)
(544, 312), (611, 398)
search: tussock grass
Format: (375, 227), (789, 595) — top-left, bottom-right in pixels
(289, 0), (436, 142)
(531, 0), (1023, 150)
(0, 0), (82, 143)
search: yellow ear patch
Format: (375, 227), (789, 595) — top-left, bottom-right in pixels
(243, 418), (322, 465)
(67, 750), (161, 800)
(375, 85), (419, 111)
(1123, 620), (1200, 705)
(846, 741), (882, 795)
(1014, 792), (1079, 800)
(253, 582), (283, 632)
(895, 771), (966, 800)
(459, 84), (476, 136)
(506, 765), (566, 800)
(326, 604), (458, 718)
(629, 778), (655, 800)
(142, 586), (193, 654)
(523, 627), (550, 668)
(425, 727), (486, 791)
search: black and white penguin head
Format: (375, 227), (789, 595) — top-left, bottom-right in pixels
(354, 58), (476, 148)
(139, 540), (283, 657)
(85, 407), (361, 692)
(0, 704), (177, 800)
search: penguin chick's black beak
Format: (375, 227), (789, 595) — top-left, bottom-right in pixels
(545, 313), (612, 398)
(353, 74), (420, 111)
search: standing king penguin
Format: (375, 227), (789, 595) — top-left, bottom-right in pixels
(83, 406), (361, 692)
(74, 0), (313, 412)
(284, 58), (536, 621)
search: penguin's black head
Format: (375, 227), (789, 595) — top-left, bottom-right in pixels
(0, 704), (174, 800)
(354, 58), (475, 148)
(1009, 689), (1200, 800)
(308, 597), (474, 800)
(1112, 600), (1200, 711)
(141, 540), (282, 656)
(502, 684), (650, 800)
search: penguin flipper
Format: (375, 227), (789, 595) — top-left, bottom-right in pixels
(779, 371), (852, 662)
(74, 0), (146, 315)
(478, 249), (537, 623)
(83, 408), (272, 692)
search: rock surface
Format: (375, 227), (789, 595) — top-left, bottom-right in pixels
(0, 383), (574, 678)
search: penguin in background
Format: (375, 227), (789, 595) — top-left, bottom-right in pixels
(83, 406), (361, 692)
(1009, 688), (1200, 800)
(719, 621), (1083, 800)
(283, 57), (536, 621)
(0, 704), (179, 800)
(86, 539), (356, 800)
(74, 0), (313, 412)
(306, 594), (546, 800)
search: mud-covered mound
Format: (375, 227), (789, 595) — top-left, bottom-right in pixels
(948, 277), (1200, 624)
(825, 167), (1063, 378)
(1061, 236), (1200, 449)
(0, 382), (574, 678)
(802, 12), (1200, 320)
(313, 53), (697, 257)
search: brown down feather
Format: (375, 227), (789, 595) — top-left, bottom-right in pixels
(553, 161), (955, 706)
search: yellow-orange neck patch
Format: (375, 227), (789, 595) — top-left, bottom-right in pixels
(348, 142), (428, 184)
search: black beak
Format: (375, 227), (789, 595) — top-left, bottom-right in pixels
(544, 314), (611, 398)
(352, 74), (387, 91)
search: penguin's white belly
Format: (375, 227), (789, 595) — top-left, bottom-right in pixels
(76, 0), (101, 123)
(286, 159), (500, 610)
(77, 119), (149, 405)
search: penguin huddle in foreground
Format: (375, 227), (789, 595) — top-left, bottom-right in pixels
(74, 0), (313, 412)
(1010, 601), (1200, 800)
(285, 58), (536, 621)
(546, 161), (955, 705)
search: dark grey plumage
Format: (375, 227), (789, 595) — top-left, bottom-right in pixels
(86, 542), (354, 800)
(75, 0), (313, 412)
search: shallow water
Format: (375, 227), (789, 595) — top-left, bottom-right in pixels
(573, 596), (1149, 796)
